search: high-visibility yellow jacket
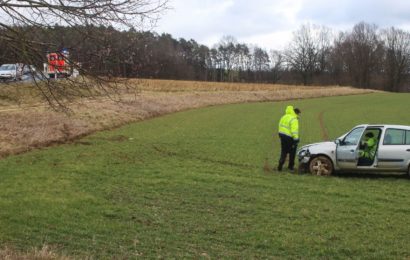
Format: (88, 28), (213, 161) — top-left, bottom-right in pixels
(278, 105), (299, 140)
(360, 137), (377, 159)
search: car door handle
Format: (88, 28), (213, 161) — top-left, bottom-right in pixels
(350, 150), (355, 153)
(407, 149), (410, 152)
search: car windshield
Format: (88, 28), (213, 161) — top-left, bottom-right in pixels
(0, 64), (16, 70)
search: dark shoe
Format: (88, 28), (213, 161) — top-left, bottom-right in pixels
(288, 168), (295, 173)
(276, 166), (282, 172)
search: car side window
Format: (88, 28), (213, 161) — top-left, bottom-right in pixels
(384, 129), (405, 145)
(406, 130), (410, 145)
(343, 127), (364, 145)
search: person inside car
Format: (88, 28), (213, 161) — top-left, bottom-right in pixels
(358, 132), (378, 165)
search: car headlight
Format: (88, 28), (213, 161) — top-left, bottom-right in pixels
(298, 148), (310, 158)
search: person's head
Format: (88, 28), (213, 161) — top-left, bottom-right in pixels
(365, 132), (374, 138)
(294, 108), (301, 115)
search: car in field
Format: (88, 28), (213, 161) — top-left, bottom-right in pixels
(298, 124), (410, 176)
(0, 63), (24, 81)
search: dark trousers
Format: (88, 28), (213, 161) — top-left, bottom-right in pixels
(278, 133), (298, 170)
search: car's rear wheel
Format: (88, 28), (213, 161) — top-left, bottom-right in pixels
(309, 156), (334, 176)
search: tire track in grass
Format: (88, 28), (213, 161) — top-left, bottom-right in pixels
(319, 111), (329, 141)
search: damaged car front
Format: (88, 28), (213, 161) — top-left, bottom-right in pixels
(297, 141), (338, 175)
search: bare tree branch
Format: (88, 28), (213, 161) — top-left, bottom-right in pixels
(0, 0), (169, 109)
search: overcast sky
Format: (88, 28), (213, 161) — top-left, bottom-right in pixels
(154, 0), (410, 50)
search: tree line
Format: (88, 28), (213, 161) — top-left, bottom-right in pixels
(1, 22), (410, 92)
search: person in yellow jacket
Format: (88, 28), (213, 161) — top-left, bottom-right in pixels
(358, 132), (378, 165)
(277, 105), (301, 172)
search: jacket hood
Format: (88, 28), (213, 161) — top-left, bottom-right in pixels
(285, 105), (296, 117)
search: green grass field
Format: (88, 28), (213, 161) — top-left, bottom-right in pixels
(1, 92), (410, 258)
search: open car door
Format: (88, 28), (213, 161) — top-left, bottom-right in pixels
(336, 127), (365, 169)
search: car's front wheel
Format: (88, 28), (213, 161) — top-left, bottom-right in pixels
(309, 156), (334, 176)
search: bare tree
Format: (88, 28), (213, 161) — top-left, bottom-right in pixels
(0, 0), (168, 108)
(269, 50), (283, 83)
(328, 32), (347, 85)
(234, 43), (250, 81)
(341, 22), (383, 89)
(284, 24), (330, 85)
(316, 26), (333, 74)
(216, 35), (238, 82)
(381, 27), (410, 92)
(252, 46), (269, 82)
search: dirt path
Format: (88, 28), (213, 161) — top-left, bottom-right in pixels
(318, 111), (329, 141)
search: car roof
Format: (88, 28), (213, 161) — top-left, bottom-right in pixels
(356, 124), (410, 130)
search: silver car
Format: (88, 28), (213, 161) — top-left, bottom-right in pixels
(0, 63), (24, 81)
(298, 124), (410, 176)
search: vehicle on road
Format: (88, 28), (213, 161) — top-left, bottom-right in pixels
(0, 63), (24, 81)
(44, 48), (79, 79)
(298, 124), (410, 176)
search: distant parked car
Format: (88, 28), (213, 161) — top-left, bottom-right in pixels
(0, 63), (24, 81)
(298, 124), (410, 176)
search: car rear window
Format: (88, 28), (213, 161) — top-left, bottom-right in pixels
(384, 129), (405, 145)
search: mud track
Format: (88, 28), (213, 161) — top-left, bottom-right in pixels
(318, 111), (329, 141)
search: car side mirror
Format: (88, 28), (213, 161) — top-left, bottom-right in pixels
(335, 139), (341, 145)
